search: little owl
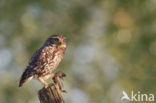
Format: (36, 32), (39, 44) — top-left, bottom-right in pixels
(19, 34), (66, 88)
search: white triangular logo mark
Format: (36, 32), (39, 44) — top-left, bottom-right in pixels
(121, 91), (130, 101)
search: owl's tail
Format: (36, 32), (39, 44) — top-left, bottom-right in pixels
(18, 69), (34, 87)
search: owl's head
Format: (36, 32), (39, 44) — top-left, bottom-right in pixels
(46, 34), (66, 48)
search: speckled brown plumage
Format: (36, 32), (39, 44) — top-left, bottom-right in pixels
(19, 34), (66, 87)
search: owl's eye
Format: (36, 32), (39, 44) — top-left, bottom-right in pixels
(53, 38), (59, 43)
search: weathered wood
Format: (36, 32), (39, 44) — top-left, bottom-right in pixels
(38, 71), (66, 103)
(38, 83), (65, 103)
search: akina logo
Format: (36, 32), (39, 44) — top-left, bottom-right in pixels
(121, 90), (154, 102)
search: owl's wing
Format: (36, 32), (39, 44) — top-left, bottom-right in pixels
(19, 46), (55, 87)
(28, 48), (42, 67)
(33, 46), (56, 73)
(19, 49), (41, 87)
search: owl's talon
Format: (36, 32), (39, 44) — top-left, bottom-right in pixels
(44, 84), (49, 88)
(62, 90), (67, 93)
(53, 71), (66, 79)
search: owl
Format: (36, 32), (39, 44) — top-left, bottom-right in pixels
(19, 34), (66, 88)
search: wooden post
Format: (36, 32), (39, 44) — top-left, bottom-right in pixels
(38, 84), (64, 103)
(38, 71), (66, 103)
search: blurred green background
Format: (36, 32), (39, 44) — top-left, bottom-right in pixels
(0, 0), (156, 103)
